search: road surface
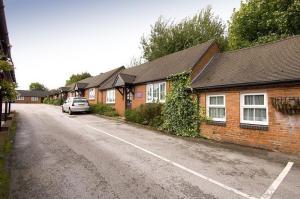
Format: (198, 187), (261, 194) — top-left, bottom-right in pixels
(9, 104), (300, 199)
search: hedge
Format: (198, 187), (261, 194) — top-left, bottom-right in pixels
(125, 103), (163, 128)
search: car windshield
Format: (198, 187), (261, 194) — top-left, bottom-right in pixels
(73, 99), (88, 103)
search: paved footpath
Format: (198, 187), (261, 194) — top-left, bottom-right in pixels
(9, 104), (300, 199)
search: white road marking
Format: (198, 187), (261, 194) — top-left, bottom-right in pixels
(260, 162), (294, 199)
(86, 124), (257, 199)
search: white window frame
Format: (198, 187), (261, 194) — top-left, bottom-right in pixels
(88, 88), (96, 100)
(17, 96), (24, 101)
(146, 82), (166, 103)
(240, 92), (268, 125)
(206, 94), (226, 122)
(106, 89), (115, 104)
(31, 97), (39, 101)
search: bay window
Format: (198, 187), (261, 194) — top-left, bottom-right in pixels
(240, 93), (268, 125)
(146, 82), (166, 103)
(106, 89), (115, 104)
(206, 95), (226, 121)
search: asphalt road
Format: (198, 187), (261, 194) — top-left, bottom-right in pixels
(9, 104), (300, 199)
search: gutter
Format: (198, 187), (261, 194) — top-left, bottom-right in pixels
(192, 79), (300, 91)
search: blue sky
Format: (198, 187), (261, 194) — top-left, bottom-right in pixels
(5, 0), (241, 89)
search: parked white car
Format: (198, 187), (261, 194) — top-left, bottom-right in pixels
(62, 97), (90, 115)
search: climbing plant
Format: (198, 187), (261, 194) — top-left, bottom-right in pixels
(162, 72), (199, 137)
(0, 60), (13, 72)
(0, 80), (17, 101)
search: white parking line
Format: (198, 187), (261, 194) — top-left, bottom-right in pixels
(260, 162), (294, 199)
(86, 124), (257, 199)
(64, 114), (294, 199)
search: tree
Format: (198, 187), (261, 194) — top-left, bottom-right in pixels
(29, 82), (48, 91)
(141, 7), (227, 61)
(65, 72), (91, 85)
(127, 56), (145, 68)
(228, 0), (300, 50)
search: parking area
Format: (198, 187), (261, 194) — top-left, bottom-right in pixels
(10, 104), (300, 199)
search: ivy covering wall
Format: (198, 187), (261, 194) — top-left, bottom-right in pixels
(162, 72), (199, 137)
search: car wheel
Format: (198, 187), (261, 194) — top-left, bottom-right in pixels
(68, 108), (72, 115)
(62, 107), (65, 113)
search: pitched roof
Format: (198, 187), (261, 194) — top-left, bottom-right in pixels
(118, 40), (216, 84)
(79, 66), (124, 88)
(192, 36), (300, 90)
(99, 68), (125, 90)
(69, 66), (125, 91)
(17, 90), (49, 97)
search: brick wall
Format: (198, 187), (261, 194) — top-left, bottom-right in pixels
(132, 84), (146, 109)
(198, 86), (300, 153)
(84, 88), (98, 104)
(16, 96), (42, 103)
(115, 89), (125, 116)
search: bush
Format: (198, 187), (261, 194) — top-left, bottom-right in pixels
(89, 103), (119, 117)
(125, 103), (164, 128)
(43, 97), (63, 105)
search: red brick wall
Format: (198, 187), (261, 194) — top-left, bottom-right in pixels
(198, 86), (300, 153)
(83, 88), (98, 104)
(16, 97), (42, 103)
(115, 89), (125, 116)
(132, 85), (146, 109)
(98, 90), (104, 103)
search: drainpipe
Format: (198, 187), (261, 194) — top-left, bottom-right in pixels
(8, 101), (10, 114)
(4, 100), (7, 121)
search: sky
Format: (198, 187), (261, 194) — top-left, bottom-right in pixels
(5, 0), (241, 90)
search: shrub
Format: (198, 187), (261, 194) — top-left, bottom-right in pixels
(43, 97), (63, 105)
(163, 72), (199, 137)
(125, 103), (164, 128)
(89, 103), (119, 117)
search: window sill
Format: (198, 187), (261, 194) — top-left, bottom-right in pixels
(240, 123), (268, 131)
(206, 120), (226, 126)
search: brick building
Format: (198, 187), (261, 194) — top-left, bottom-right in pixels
(191, 36), (300, 153)
(103, 40), (219, 116)
(16, 90), (49, 103)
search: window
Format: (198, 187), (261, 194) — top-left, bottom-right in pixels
(206, 95), (226, 122)
(17, 96), (24, 101)
(106, 89), (115, 103)
(89, 88), (95, 100)
(31, 97), (39, 101)
(146, 82), (166, 103)
(240, 93), (268, 125)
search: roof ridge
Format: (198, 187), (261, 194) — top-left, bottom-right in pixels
(224, 34), (300, 54)
(125, 39), (215, 71)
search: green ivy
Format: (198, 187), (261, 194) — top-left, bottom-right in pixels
(0, 60), (12, 72)
(162, 72), (199, 137)
(0, 80), (17, 101)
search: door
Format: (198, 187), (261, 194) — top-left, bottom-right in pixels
(125, 89), (133, 110)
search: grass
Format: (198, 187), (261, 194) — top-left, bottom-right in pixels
(0, 116), (17, 199)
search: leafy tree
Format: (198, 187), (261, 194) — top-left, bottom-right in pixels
(29, 82), (48, 91)
(65, 72), (91, 85)
(127, 56), (145, 68)
(162, 72), (199, 137)
(141, 7), (227, 61)
(228, 0), (300, 50)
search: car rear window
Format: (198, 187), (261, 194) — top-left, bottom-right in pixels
(73, 99), (88, 103)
